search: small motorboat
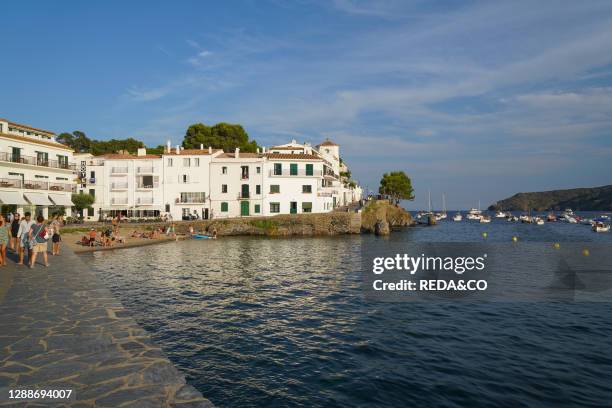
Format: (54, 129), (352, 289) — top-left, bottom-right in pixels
(564, 208), (574, 216)
(519, 214), (531, 223)
(592, 222), (610, 233)
(535, 217), (545, 225)
(192, 234), (214, 239)
(453, 213), (462, 222)
(479, 215), (491, 223)
(507, 215), (519, 222)
(495, 211), (506, 218)
(546, 212), (557, 222)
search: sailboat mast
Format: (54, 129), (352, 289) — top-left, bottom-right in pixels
(428, 190), (432, 213)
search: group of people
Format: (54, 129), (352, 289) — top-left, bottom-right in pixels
(0, 212), (63, 268)
(81, 222), (125, 247)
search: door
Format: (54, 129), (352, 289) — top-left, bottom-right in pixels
(240, 201), (249, 216)
(241, 184), (249, 198)
(290, 201), (297, 214)
(204, 208), (209, 220)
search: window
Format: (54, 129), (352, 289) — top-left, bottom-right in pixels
(89, 188), (96, 198)
(194, 158), (200, 167)
(256, 185), (261, 195)
(302, 185), (312, 193)
(56, 177), (68, 181)
(181, 174), (189, 184)
(270, 202), (280, 213)
(274, 163), (282, 175)
(222, 166), (228, 174)
(87, 207), (94, 216)
(180, 192), (206, 203)
(302, 202), (312, 213)
(254, 204), (261, 214)
(167, 158), (173, 167)
(306, 163), (313, 176)
(90, 171), (95, 179)
(290, 163), (298, 175)
(221, 202), (229, 212)
(183, 158), (191, 167)
(270, 184), (280, 194)
(165, 204), (171, 212)
(256, 166), (261, 174)
(36, 151), (49, 166)
(35, 175), (49, 179)
(222, 184), (228, 193)
(241, 166), (249, 180)
(57, 155), (69, 169)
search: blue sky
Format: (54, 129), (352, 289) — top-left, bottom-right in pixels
(1, 0), (611, 209)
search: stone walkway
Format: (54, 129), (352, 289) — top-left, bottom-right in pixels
(0, 247), (214, 407)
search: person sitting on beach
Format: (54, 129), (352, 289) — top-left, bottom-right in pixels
(189, 225), (194, 237)
(88, 228), (97, 246)
(80, 235), (89, 246)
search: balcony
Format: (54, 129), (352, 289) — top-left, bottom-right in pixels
(136, 182), (159, 189)
(111, 182), (128, 190)
(111, 197), (128, 205)
(238, 192), (250, 199)
(111, 167), (129, 175)
(136, 197), (154, 205)
(136, 167), (155, 174)
(0, 152), (76, 171)
(269, 169), (321, 177)
(0, 178), (75, 192)
(177, 193), (206, 204)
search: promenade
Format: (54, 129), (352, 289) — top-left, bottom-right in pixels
(0, 247), (214, 407)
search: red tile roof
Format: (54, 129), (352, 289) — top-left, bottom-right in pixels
(0, 132), (73, 151)
(263, 153), (322, 160)
(0, 118), (55, 135)
(318, 139), (338, 147)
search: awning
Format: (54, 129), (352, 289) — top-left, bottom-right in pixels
(48, 193), (73, 206)
(23, 192), (53, 206)
(0, 190), (28, 205)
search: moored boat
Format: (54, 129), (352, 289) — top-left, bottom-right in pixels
(546, 212), (556, 222)
(495, 210), (506, 218)
(592, 222), (610, 233)
(535, 217), (545, 225)
(479, 215), (491, 223)
(453, 212), (462, 222)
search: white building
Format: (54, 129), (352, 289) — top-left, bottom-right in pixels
(77, 138), (361, 221)
(0, 118), (75, 218)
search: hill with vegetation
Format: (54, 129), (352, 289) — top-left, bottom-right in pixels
(489, 185), (612, 211)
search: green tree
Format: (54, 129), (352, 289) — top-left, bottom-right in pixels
(57, 131), (92, 152)
(379, 171), (415, 203)
(182, 122), (259, 152)
(71, 193), (95, 217)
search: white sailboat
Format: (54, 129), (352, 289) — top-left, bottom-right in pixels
(466, 200), (482, 220)
(435, 193), (448, 220)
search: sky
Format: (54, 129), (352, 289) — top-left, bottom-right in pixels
(1, 0), (611, 210)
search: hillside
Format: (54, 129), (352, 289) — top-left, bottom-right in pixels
(489, 185), (612, 211)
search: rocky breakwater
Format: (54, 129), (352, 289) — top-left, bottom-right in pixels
(179, 212), (362, 237)
(360, 200), (413, 235)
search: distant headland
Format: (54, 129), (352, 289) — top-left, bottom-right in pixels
(489, 185), (612, 211)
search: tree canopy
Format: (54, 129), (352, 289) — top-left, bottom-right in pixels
(57, 131), (145, 155)
(182, 122), (259, 152)
(71, 193), (95, 216)
(379, 171), (415, 202)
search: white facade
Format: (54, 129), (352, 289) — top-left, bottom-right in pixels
(0, 118), (75, 218)
(77, 138), (362, 221)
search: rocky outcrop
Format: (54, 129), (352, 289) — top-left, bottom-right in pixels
(361, 200), (413, 235)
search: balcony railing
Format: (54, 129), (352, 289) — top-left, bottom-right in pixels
(111, 197), (128, 205)
(0, 152), (75, 170)
(136, 182), (159, 189)
(137, 197), (154, 204)
(238, 192), (250, 199)
(0, 178), (76, 192)
(269, 169), (322, 177)
(111, 182), (128, 190)
(177, 194), (206, 204)
(137, 167), (155, 174)
(111, 167), (129, 174)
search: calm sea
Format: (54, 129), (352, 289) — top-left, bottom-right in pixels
(87, 212), (612, 407)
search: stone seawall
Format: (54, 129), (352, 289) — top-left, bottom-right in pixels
(66, 212), (362, 238)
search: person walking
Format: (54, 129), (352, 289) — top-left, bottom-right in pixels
(29, 215), (49, 268)
(0, 214), (10, 266)
(50, 215), (62, 255)
(17, 212), (35, 266)
(10, 213), (20, 252)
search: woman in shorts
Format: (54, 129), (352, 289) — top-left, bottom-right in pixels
(0, 214), (10, 266)
(29, 215), (49, 268)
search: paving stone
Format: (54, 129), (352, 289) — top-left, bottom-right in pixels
(0, 248), (213, 407)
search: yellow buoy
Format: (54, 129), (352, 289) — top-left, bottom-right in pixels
(582, 249), (590, 257)
(512, 236), (518, 242)
(553, 243), (560, 249)
(482, 232), (488, 238)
